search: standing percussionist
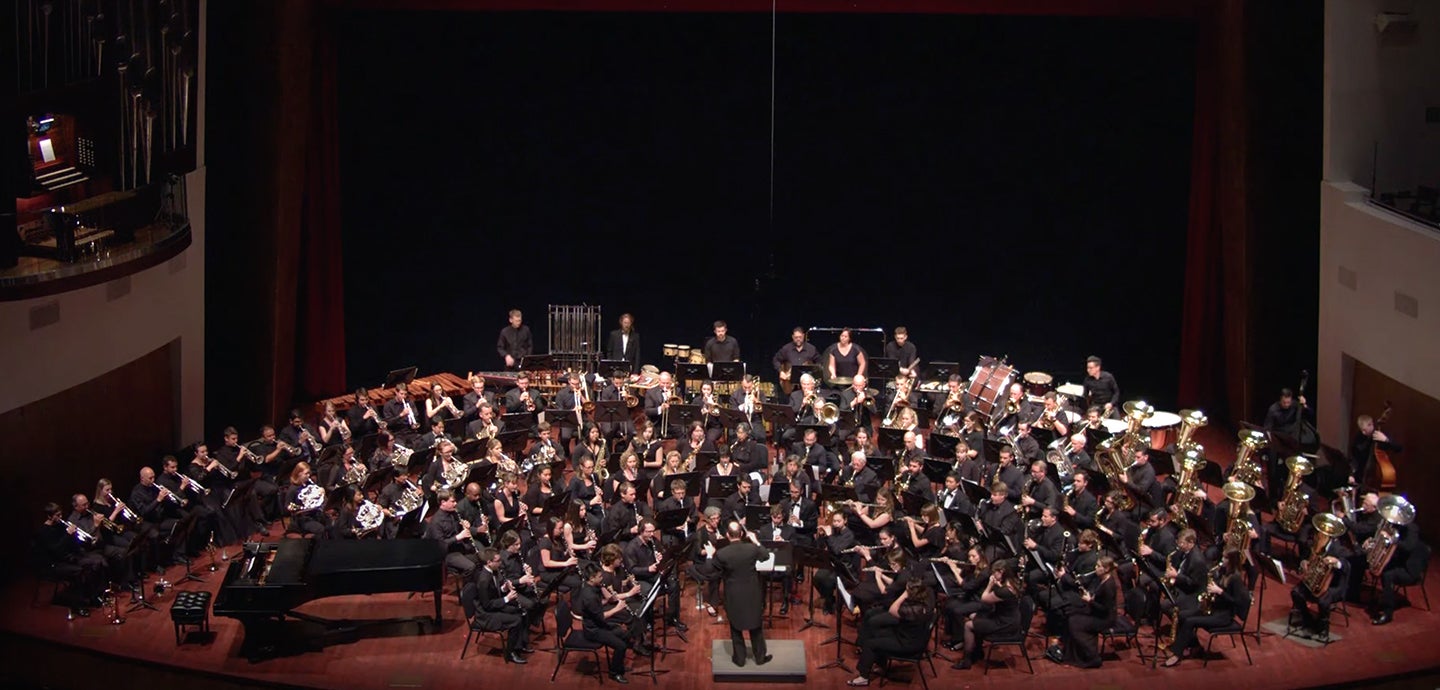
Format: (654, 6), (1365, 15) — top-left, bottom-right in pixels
(1082, 356), (1120, 419)
(773, 327), (819, 394)
(606, 313), (641, 371)
(704, 320), (741, 363)
(882, 326), (920, 378)
(497, 309), (533, 370)
(825, 328), (867, 383)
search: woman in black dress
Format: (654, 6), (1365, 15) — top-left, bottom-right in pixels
(826, 328), (868, 383)
(524, 464), (556, 526)
(568, 456), (605, 532)
(537, 516), (582, 594)
(900, 504), (945, 559)
(953, 559), (1023, 669)
(847, 580), (936, 686)
(941, 545), (990, 649)
(1068, 555), (1118, 668)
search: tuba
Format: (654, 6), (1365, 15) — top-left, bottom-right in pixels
(1365, 495), (1416, 576)
(1220, 481), (1256, 554)
(1175, 409), (1208, 451)
(1300, 513), (1348, 594)
(1275, 455), (1316, 533)
(1168, 446), (1209, 527)
(1228, 429), (1268, 488)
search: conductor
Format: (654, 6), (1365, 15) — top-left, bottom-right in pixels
(712, 520), (773, 667)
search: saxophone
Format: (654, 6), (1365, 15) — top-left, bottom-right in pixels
(1160, 550), (1181, 648)
(1197, 563), (1223, 614)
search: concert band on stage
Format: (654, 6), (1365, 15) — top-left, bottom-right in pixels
(35, 314), (1429, 679)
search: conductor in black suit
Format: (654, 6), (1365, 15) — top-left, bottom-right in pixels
(711, 520), (772, 667)
(467, 547), (533, 664)
(606, 313), (642, 371)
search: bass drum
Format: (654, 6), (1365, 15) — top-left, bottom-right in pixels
(965, 358), (1016, 423)
(1023, 371), (1054, 398)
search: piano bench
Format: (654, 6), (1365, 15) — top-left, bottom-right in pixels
(171, 590), (212, 645)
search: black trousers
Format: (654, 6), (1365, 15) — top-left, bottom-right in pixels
(730, 623), (766, 664)
(856, 616), (923, 677)
(583, 626), (629, 675)
(1168, 611), (1232, 655)
(1379, 569), (1422, 614)
(482, 610), (530, 653)
(1067, 614), (1110, 665)
(1291, 581), (1345, 627)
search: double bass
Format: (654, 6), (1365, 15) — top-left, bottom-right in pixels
(1370, 402), (1396, 491)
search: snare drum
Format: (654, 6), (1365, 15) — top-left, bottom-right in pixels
(1022, 371), (1055, 397)
(1143, 411), (1183, 450)
(662, 344), (679, 358)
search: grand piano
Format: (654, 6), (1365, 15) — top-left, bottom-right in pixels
(213, 539), (446, 660)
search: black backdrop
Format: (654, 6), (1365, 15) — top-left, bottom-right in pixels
(337, 11), (1195, 406)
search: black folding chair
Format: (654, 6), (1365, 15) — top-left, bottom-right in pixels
(982, 596), (1036, 675)
(550, 600), (609, 684)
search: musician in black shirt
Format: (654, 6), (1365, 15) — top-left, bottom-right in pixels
(575, 564), (632, 683)
(1061, 471), (1099, 531)
(774, 327), (819, 393)
(1082, 356), (1120, 418)
(882, 326), (919, 378)
(383, 386), (423, 435)
(1019, 459), (1060, 519)
(462, 375), (496, 420)
(348, 388), (383, 438)
(1263, 388), (1310, 436)
(979, 482), (1023, 562)
(1350, 413), (1399, 489)
(497, 309), (532, 370)
(703, 320), (741, 363)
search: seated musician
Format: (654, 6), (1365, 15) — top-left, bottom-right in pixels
(186, 442), (242, 545)
(813, 510), (860, 614)
(1082, 356), (1120, 419)
(424, 382), (462, 425)
(825, 328), (867, 383)
(960, 412), (987, 464)
(792, 427), (837, 483)
(994, 447), (1026, 504)
(838, 374), (877, 444)
(773, 327), (819, 393)
(524, 463), (557, 523)
(129, 467), (184, 564)
(537, 516), (582, 593)
(348, 387), (383, 438)
(1013, 422), (1043, 464)
(1290, 522), (1352, 638)
(367, 431), (399, 472)
(555, 373), (588, 447)
(503, 372), (543, 418)
(1159, 529), (1209, 631)
(466, 546), (532, 664)
(649, 450), (684, 504)
(994, 382), (1035, 435)
(283, 462), (329, 539)
(837, 451), (881, 505)
(328, 486), (366, 540)
(456, 482), (492, 544)
(569, 456), (606, 532)
(67, 493), (135, 592)
(602, 482), (651, 545)
(687, 507), (725, 615)
(730, 422), (767, 479)
(848, 580), (935, 688)
(624, 519), (686, 631)
(691, 380), (726, 444)
(643, 372), (680, 438)
(851, 427), (880, 458)
(251, 425), (292, 486)
(1022, 507), (1071, 588)
(952, 560), (1023, 670)
(595, 543), (652, 653)
(279, 410), (324, 467)
(491, 473), (529, 542)
(703, 320), (741, 363)
(1020, 459), (1060, 520)
(416, 417), (452, 452)
(978, 482), (1023, 562)
(851, 545), (912, 615)
(1061, 470), (1099, 531)
(321, 444), (363, 492)
(36, 502), (106, 616)
(497, 531), (547, 631)
(900, 504), (944, 559)
(1164, 547), (1248, 667)
(952, 441), (985, 487)
(892, 408), (921, 435)
(707, 449), (739, 483)
(780, 476), (819, 546)
(936, 472), (974, 517)
(376, 470), (418, 539)
(1062, 433), (1096, 475)
(1040, 529), (1103, 661)
(1350, 413), (1401, 489)
(1133, 508), (1178, 615)
(777, 455), (815, 502)
(1035, 392), (1071, 438)
(1371, 521), (1430, 626)
(896, 455), (935, 508)
(721, 475), (764, 522)
(786, 373), (821, 442)
(655, 478), (696, 547)
(678, 421), (716, 470)
(318, 401), (352, 448)
(1066, 555), (1119, 669)
(466, 406), (506, 443)
(596, 371), (637, 439)
(527, 423), (560, 472)
(940, 545), (990, 650)
(157, 455), (219, 549)
(932, 374), (967, 434)
(497, 308), (533, 370)
(462, 374), (496, 420)
(756, 504), (798, 613)
(729, 376), (766, 439)
(421, 438), (466, 494)
(571, 422), (606, 472)
(630, 422), (664, 473)
(575, 563), (636, 684)
(1120, 446), (1163, 514)
(610, 451), (647, 506)
(383, 386), (420, 440)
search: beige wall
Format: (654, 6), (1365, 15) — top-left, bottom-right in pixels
(1316, 181), (1440, 445)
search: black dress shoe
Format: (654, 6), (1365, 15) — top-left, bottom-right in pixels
(1372, 612), (1393, 626)
(633, 644), (652, 657)
(506, 653), (528, 664)
(610, 674), (629, 684)
(733, 655), (747, 668)
(668, 619), (689, 632)
(780, 603), (790, 615)
(756, 654), (773, 666)
(517, 646), (536, 654)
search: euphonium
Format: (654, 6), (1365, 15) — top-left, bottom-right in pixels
(1276, 455), (1316, 533)
(1175, 409), (1208, 451)
(1229, 429), (1268, 488)
(1220, 481), (1256, 553)
(1168, 447), (1208, 527)
(818, 402), (840, 425)
(1300, 513), (1348, 593)
(1365, 495), (1416, 576)
(1122, 400), (1155, 435)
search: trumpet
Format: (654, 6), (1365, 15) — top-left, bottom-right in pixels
(520, 389), (536, 412)
(214, 461), (238, 479)
(238, 442), (262, 465)
(59, 519), (97, 544)
(89, 509), (124, 534)
(181, 474), (210, 496)
(299, 429), (322, 454)
(106, 491), (141, 524)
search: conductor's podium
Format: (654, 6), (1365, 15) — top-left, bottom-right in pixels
(711, 639), (807, 683)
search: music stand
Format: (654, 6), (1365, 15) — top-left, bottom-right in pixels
(676, 363), (709, 388)
(899, 491), (926, 518)
(592, 400), (629, 429)
(760, 403), (797, 437)
(794, 423), (834, 448)
(926, 362), (959, 383)
(669, 403), (704, 432)
(922, 459), (953, 485)
(745, 505), (770, 532)
(690, 451), (719, 475)
(600, 360), (633, 378)
(766, 479), (790, 506)
(519, 355), (555, 371)
(717, 407), (748, 432)
(1084, 427), (1111, 455)
(818, 483), (858, 510)
(928, 432), (960, 461)
(794, 545), (833, 632)
(442, 418), (467, 440)
(959, 478), (989, 506)
(384, 366), (419, 389)
(500, 412), (537, 434)
(865, 455), (896, 483)
(983, 439), (1010, 465)
(166, 511), (207, 586)
(876, 427), (906, 454)
(711, 361), (745, 383)
(456, 439), (486, 462)
(672, 472), (705, 501)
(1149, 448), (1177, 478)
(408, 447), (435, 474)
(496, 428), (530, 457)
(818, 557), (857, 674)
(706, 475), (739, 502)
(869, 357), (899, 381)
(123, 527), (160, 612)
